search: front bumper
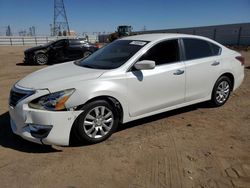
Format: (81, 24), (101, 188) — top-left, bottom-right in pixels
(23, 53), (34, 64)
(9, 87), (82, 146)
(9, 105), (82, 145)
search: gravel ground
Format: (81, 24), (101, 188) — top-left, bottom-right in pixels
(0, 46), (250, 188)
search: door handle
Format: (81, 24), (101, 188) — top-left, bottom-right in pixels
(173, 69), (185, 75)
(211, 61), (220, 66)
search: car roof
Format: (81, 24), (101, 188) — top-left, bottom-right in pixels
(120, 33), (212, 42)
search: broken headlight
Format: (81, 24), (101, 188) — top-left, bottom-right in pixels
(29, 89), (75, 111)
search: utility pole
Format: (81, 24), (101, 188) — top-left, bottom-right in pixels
(53, 0), (70, 36)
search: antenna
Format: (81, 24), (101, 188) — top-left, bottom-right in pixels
(53, 0), (70, 36)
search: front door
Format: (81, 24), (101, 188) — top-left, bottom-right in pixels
(50, 39), (67, 62)
(126, 39), (185, 117)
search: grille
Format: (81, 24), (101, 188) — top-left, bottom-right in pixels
(9, 86), (34, 107)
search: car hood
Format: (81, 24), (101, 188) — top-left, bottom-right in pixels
(17, 61), (105, 90)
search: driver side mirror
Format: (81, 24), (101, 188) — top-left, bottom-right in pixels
(134, 60), (155, 70)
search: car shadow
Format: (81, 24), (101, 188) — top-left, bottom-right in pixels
(69, 101), (214, 147)
(117, 101), (213, 132)
(0, 112), (61, 153)
(16, 62), (37, 66)
(16, 62), (51, 66)
(0, 102), (213, 150)
(70, 101), (215, 147)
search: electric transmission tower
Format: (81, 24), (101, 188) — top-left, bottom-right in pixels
(53, 0), (70, 36)
(6, 25), (12, 36)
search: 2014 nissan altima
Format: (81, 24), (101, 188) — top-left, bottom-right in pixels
(9, 34), (245, 145)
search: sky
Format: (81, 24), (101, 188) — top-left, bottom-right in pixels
(0, 0), (250, 35)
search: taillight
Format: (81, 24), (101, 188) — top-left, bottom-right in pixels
(235, 56), (245, 66)
(95, 43), (100, 48)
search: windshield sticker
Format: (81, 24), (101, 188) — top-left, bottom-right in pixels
(130, 41), (147, 46)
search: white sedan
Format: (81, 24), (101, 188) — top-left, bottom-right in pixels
(9, 34), (245, 145)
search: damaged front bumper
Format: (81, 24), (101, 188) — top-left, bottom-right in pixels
(9, 86), (82, 146)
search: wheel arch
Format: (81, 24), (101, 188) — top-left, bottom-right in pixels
(70, 96), (123, 145)
(34, 50), (48, 56)
(218, 72), (235, 91)
(76, 95), (124, 123)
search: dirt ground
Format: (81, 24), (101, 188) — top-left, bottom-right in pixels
(0, 46), (250, 188)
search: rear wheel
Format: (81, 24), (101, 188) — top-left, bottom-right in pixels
(211, 76), (232, 107)
(35, 53), (48, 65)
(73, 100), (119, 144)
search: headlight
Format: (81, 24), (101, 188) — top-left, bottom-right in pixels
(29, 89), (75, 111)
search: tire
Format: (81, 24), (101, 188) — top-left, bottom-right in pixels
(72, 100), (119, 144)
(211, 76), (232, 107)
(83, 51), (92, 58)
(35, 53), (48, 65)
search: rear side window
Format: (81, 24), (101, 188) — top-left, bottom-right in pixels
(210, 43), (221, 55)
(183, 38), (213, 60)
(69, 39), (81, 46)
(139, 39), (180, 65)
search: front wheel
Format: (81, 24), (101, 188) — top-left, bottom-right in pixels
(211, 76), (232, 107)
(72, 100), (119, 144)
(35, 53), (48, 65)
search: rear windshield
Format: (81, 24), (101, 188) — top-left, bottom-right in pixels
(75, 40), (148, 69)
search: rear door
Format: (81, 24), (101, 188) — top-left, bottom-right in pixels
(66, 39), (84, 60)
(126, 39), (185, 117)
(182, 38), (222, 102)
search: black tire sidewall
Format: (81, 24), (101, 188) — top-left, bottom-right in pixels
(73, 100), (119, 144)
(212, 76), (232, 107)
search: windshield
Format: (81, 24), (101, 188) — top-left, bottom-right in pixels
(43, 40), (56, 47)
(75, 40), (148, 69)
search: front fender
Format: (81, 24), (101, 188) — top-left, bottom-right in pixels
(65, 79), (130, 123)
(34, 49), (48, 56)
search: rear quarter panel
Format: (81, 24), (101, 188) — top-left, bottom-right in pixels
(221, 49), (244, 90)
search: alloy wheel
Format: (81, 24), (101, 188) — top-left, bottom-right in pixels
(36, 54), (48, 65)
(83, 106), (114, 139)
(215, 81), (230, 104)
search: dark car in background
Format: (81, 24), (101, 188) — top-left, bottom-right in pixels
(24, 39), (99, 65)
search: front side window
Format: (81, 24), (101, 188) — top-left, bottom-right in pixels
(53, 39), (66, 47)
(139, 39), (180, 65)
(76, 40), (148, 69)
(183, 38), (214, 60)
